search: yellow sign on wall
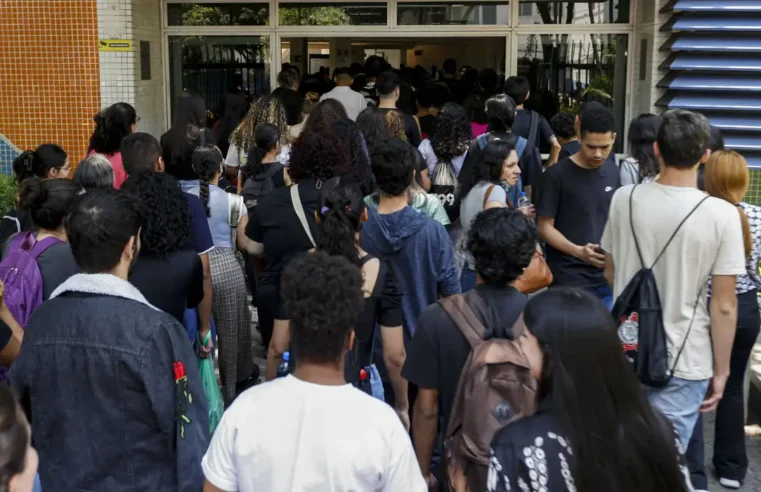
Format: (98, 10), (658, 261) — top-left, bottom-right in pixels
(99, 40), (132, 52)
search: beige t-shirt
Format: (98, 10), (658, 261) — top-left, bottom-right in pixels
(601, 183), (746, 380)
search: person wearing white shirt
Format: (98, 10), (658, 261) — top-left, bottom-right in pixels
(202, 252), (426, 492)
(320, 67), (368, 121)
(601, 109), (746, 451)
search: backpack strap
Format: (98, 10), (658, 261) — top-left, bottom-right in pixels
(258, 163), (282, 180)
(482, 185), (496, 209)
(30, 236), (63, 259)
(290, 184), (316, 248)
(477, 133), (488, 151)
(526, 111), (539, 152)
(516, 136), (528, 159)
(629, 185), (710, 269)
(439, 294), (486, 349)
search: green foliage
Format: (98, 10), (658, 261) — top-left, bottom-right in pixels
(180, 5), (269, 26)
(0, 175), (17, 217)
(279, 6), (351, 26)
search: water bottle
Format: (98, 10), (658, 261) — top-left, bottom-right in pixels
(277, 351), (291, 378)
(517, 192), (531, 209)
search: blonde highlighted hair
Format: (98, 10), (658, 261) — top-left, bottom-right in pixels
(705, 149), (752, 258)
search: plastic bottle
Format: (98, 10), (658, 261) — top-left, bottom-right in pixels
(277, 351), (291, 378)
(517, 191), (531, 209)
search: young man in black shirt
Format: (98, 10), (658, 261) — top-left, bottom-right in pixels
(557, 101), (617, 167)
(536, 104), (620, 309)
(376, 71), (423, 147)
(402, 208), (537, 488)
(504, 76), (561, 166)
(458, 94), (543, 199)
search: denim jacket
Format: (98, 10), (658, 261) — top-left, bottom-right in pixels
(11, 274), (209, 491)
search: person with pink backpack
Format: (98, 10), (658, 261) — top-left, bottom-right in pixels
(0, 178), (81, 327)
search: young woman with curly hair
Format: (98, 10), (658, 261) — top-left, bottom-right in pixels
(245, 129), (350, 352)
(190, 145), (256, 405)
(87, 102), (137, 188)
(419, 102), (472, 223)
(301, 99), (349, 135)
(331, 119), (374, 196)
(226, 95), (290, 180)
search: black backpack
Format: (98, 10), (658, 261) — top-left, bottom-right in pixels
(612, 185), (709, 388)
(241, 164), (282, 212)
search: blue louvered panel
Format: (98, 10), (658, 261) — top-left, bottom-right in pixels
(662, 54), (761, 71)
(658, 73), (761, 91)
(673, 0), (761, 12)
(658, 1), (761, 167)
(665, 35), (761, 52)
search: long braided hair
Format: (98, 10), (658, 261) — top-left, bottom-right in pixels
(230, 95), (289, 155)
(191, 144), (225, 217)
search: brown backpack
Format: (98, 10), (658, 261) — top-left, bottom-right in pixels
(440, 294), (537, 492)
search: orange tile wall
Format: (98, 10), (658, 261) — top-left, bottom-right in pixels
(0, 0), (101, 170)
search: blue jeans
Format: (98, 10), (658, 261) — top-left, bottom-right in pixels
(586, 284), (614, 311)
(460, 264), (477, 293)
(645, 376), (710, 450)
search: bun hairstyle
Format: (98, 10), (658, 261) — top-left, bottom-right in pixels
(191, 144), (224, 217)
(88, 102), (137, 155)
(12, 144), (67, 182)
(19, 178), (83, 231)
(242, 123), (279, 183)
(0, 386), (30, 492)
(316, 178), (366, 267)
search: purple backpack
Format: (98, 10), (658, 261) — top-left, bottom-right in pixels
(0, 232), (62, 328)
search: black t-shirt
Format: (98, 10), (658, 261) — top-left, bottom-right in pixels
(459, 131), (543, 190)
(512, 109), (554, 153)
(0, 209), (34, 252)
(419, 114), (437, 139)
(536, 157), (620, 288)
(380, 108), (422, 147)
(0, 319), (11, 355)
(246, 178), (320, 290)
(402, 286), (527, 438)
(129, 249), (204, 323)
(559, 140), (616, 166)
(345, 256), (403, 383)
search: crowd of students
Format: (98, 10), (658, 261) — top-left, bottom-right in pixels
(0, 55), (754, 492)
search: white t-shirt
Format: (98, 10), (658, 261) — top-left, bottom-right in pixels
(202, 375), (426, 492)
(601, 183), (746, 380)
(225, 141), (290, 168)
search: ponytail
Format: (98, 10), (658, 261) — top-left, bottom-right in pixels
(242, 123), (280, 183)
(12, 151), (34, 184)
(315, 178), (365, 267)
(191, 144), (224, 218)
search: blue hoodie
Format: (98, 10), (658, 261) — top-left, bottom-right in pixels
(360, 206), (460, 341)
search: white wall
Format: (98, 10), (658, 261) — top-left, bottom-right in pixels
(96, 0), (165, 137)
(406, 40), (505, 72)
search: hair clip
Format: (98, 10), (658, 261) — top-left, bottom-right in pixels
(345, 205), (351, 212)
(320, 206), (330, 216)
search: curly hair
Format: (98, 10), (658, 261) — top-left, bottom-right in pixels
(281, 252), (364, 365)
(467, 208), (537, 287)
(302, 99), (349, 135)
(357, 107), (391, 157)
(121, 172), (192, 258)
(230, 95), (289, 152)
(430, 103), (471, 188)
(288, 130), (350, 183)
(550, 112), (577, 140)
(88, 102), (137, 155)
(191, 144), (225, 217)
(316, 178), (365, 267)
(332, 119), (375, 196)
(385, 110), (407, 142)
